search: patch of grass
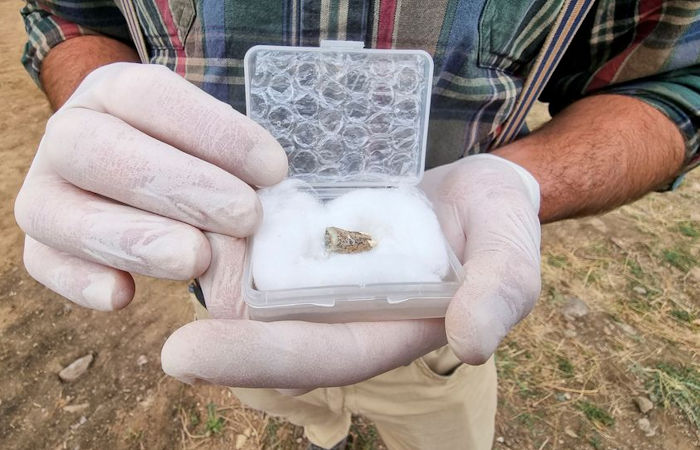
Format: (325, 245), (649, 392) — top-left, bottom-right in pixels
(496, 350), (516, 378)
(517, 380), (538, 398)
(627, 295), (652, 314)
(626, 258), (644, 279)
(677, 221), (700, 238)
(547, 287), (566, 304)
(580, 267), (601, 285)
(647, 363), (700, 429)
(585, 241), (611, 257)
(557, 356), (575, 377)
(516, 412), (536, 430)
(124, 428), (143, 446)
(661, 247), (697, 272)
(577, 401), (614, 427)
(189, 409), (200, 428)
(205, 403), (224, 434)
(669, 309), (693, 323)
(261, 419), (280, 447)
(588, 433), (602, 449)
(349, 418), (381, 450)
(547, 254), (569, 268)
(260, 417), (304, 449)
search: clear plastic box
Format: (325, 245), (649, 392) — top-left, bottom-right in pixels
(242, 41), (463, 323)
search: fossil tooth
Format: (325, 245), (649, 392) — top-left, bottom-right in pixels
(324, 227), (376, 254)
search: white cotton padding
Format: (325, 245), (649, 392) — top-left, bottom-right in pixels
(252, 180), (450, 290)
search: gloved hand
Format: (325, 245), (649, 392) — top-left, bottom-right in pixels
(420, 154), (542, 364)
(14, 62), (288, 311)
(160, 154), (541, 388)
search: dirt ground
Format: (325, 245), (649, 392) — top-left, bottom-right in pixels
(1, 1), (698, 449)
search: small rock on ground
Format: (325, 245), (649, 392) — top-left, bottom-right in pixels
(635, 396), (654, 414)
(235, 434), (247, 449)
(70, 416), (87, 430)
(564, 426), (578, 438)
(588, 218), (609, 234)
(136, 355), (148, 367)
(638, 417), (656, 436)
(688, 266), (700, 283)
(561, 297), (589, 320)
(617, 322), (637, 336)
(63, 403), (89, 413)
(59, 354), (93, 382)
(633, 286), (647, 295)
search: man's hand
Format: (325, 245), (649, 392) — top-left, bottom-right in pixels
(14, 62), (288, 310)
(160, 155), (541, 388)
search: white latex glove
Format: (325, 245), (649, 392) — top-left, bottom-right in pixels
(160, 154), (541, 388)
(14, 62), (288, 310)
(420, 154), (542, 363)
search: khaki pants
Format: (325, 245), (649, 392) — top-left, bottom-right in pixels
(192, 299), (497, 449)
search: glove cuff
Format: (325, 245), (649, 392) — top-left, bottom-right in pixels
(466, 154), (541, 213)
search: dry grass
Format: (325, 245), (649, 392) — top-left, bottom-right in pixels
(495, 170), (699, 449)
(170, 389), (385, 450)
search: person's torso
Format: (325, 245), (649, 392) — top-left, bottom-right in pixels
(115, 0), (695, 166)
(130, 0), (567, 164)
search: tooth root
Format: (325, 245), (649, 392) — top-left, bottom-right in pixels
(325, 227), (376, 254)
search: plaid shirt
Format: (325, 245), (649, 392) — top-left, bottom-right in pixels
(21, 0), (700, 175)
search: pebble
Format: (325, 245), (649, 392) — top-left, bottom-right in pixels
(688, 266), (700, 283)
(235, 434), (247, 449)
(610, 237), (627, 249)
(136, 355), (148, 367)
(63, 403), (89, 413)
(561, 297), (589, 320)
(70, 416), (87, 430)
(632, 286), (647, 295)
(637, 417), (656, 437)
(496, 436), (505, 444)
(588, 218), (609, 234)
(59, 354), (93, 382)
(555, 392), (572, 401)
(635, 396), (654, 414)
(617, 322), (637, 336)
(564, 426), (578, 438)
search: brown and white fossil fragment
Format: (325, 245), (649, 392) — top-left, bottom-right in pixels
(324, 227), (376, 254)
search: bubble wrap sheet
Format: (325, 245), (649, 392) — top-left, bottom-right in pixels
(246, 48), (432, 185)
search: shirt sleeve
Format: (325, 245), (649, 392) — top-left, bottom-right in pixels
(21, 0), (132, 87)
(541, 1), (700, 182)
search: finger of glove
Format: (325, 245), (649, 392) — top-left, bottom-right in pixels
(66, 63), (287, 187)
(197, 232), (248, 319)
(441, 161), (542, 365)
(23, 235), (135, 310)
(44, 108), (261, 236)
(15, 176), (210, 280)
(161, 318), (447, 389)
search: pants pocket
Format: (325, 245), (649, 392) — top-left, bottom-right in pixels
(415, 348), (466, 382)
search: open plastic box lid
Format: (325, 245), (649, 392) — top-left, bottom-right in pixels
(244, 40), (434, 188)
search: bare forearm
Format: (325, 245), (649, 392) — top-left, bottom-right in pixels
(494, 95), (686, 224)
(40, 35), (139, 110)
